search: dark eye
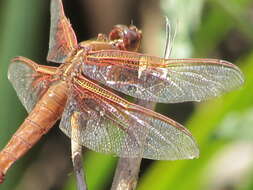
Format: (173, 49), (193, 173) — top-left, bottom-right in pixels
(124, 31), (139, 49)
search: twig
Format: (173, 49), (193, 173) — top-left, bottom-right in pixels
(111, 100), (155, 190)
(71, 112), (88, 190)
(111, 157), (141, 190)
(72, 142), (87, 190)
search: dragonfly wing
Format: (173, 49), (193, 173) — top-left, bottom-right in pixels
(59, 78), (198, 160)
(159, 59), (244, 102)
(83, 50), (244, 103)
(47, 0), (78, 63)
(8, 57), (53, 112)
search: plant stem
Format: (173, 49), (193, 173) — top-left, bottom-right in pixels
(71, 112), (88, 190)
(72, 139), (87, 190)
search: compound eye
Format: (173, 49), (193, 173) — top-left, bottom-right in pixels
(109, 25), (142, 51)
(129, 25), (138, 32)
(109, 25), (126, 41)
(123, 30), (139, 50)
(123, 27), (142, 51)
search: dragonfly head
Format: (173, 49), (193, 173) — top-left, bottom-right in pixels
(109, 24), (142, 52)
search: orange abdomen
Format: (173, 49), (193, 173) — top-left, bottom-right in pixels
(0, 81), (68, 183)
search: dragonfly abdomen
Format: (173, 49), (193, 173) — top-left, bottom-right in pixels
(0, 81), (68, 183)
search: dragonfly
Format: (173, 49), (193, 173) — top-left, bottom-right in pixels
(0, 0), (244, 183)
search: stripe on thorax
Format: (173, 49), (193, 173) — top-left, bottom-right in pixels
(74, 77), (130, 108)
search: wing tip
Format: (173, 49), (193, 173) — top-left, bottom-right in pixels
(220, 60), (245, 85)
(187, 147), (200, 160)
(50, 0), (65, 18)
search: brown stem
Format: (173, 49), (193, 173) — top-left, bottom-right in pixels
(71, 112), (88, 190)
(72, 146), (87, 190)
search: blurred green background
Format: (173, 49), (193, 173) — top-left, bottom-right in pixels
(0, 0), (252, 190)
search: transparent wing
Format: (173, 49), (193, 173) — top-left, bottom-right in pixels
(8, 57), (54, 112)
(83, 50), (244, 103)
(59, 77), (199, 160)
(47, 0), (78, 63)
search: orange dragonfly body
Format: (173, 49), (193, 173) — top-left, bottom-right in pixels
(0, 0), (244, 183)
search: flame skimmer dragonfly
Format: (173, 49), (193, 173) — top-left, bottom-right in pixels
(0, 0), (244, 183)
